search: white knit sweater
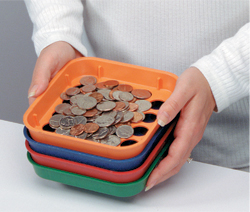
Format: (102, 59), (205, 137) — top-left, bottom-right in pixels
(25, 0), (249, 171)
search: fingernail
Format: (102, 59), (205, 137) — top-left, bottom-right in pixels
(157, 111), (170, 127)
(28, 85), (38, 98)
(145, 181), (156, 192)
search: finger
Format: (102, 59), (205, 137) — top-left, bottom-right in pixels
(157, 81), (193, 127)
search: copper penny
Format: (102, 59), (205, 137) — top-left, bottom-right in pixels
(89, 92), (104, 103)
(60, 92), (71, 101)
(129, 102), (139, 111)
(113, 101), (126, 111)
(55, 103), (71, 114)
(95, 81), (106, 89)
(65, 87), (81, 96)
(70, 124), (85, 136)
(104, 80), (119, 89)
(131, 111), (143, 123)
(84, 123), (99, 134)
(80, 84), (96, 93)
(80, 76), (97, 85)
(84, 108), (98, 117)
(131, 89), (152, 99)
(117, 84), (133, 92)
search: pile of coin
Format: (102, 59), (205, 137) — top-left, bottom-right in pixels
(48, 76), (152, 146)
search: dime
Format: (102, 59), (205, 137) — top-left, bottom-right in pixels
(84, 123), (99, 134)
(76, 132), (88, 139)
(94, 115), (115, 127)
(65, 87), (81, 96)
(92, 127), (109, 139)
(96, 101), (116, 112)
(128, 102), (139, 111)
(70, 124), (85, 136)
(59, 116), (75, 129)
(119, 92), (134, 102)
(113, 111), (124, 125)
(104, 80), (119, 89)
(80, 75), (97, 85)
(120, 111), (134, 123)
(70, 105), (86, 116)
(117, 84), (133, 92)
(108, 125), (117, 135)
(70, 94), (84, 105)
(80, 84), (96, 93)
(89, 92), (104, 103)
(112, 90), (123, 101)
(77, 96), (97, 110)
(84, 108), (98, 117)
(116, 125), (134, 138)
(135, 100), (152, 112)
(55, 128), (70, 135)
(131, 111), (143, 123)
(131, 89), (152, 99)
(49, 114), (65, 129)
(105, 135), (121, 146)
(55, 103), (71, 114)
(73, 116), (87, 125)
(101, 110), (117, 118)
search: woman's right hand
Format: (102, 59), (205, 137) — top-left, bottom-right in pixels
(28, 41), (83, 105)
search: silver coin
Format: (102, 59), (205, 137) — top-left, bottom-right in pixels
(59, 116), (75, 129)
(76, 132), (88, 139)
(73, 116), (87, 125)
(55, 128), (70, 135)
(101, 110), (117, 118)
(105, 135), (121, 146)
(108, 125), (117, 135)
(70, 105), (86, 116)
(116, 125), (134, 138)
(70, 94), (85, 105)
(121, 101), (130, 111)
(135, 100), (152, 112)
(94, 115), (115, 127)
(49, 114), (65, 129)
(119, 92), (134, 102)
(97, 89), (112, 100)
(55, 103), (71, 114)
(77, 96), (97, 110)
(92, 127), (109, 139)
(137, 110), (145, 121)
(113, 111), (124, 124)
(112, 90), (123, 101)
(120, 111), (134, 123)
(96, 101), (116, 112)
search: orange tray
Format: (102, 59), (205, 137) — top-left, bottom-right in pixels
(23, 57), (177, 160)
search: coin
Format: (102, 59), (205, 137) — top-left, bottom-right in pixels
(70, 124), (85, 136)
(70, 105), (86, 116)
(117, 84), (133, 92)
(55, 128), (70, 135)
(84, 123), (99, 134)
(63, 107), (74, 116)
(55, 103), (71, 114)
(137, 110), (145, 121)
(49, 114), (65, 129)
(94, 115), (115, 127)
(113, 101), (126, 111)
(60, 92), (71, 101)
(80, 75), (97, 85)
(77, 96), (97, 110)
(97, 89), (113, 100)
(105, 135), (121, 146)
(120, 111), (134, 123)
(116, 125), (134, 138)
(104, 80), (119, 89)
(84, 108), (99, 117)
(112, 90), (123, 101)
(135, 100), (152, 112)
(65, 87), (81, 96)
(89, 92), (104, 103)
(92, 127), (109, 139)
(95, 81), (106, 89)
(108, 125), (117, 135)
(131, 111), (143, 123)
(70, 94), (84, 105)
(59, 116), (75, 129)
(76, 132), (88, 139)
(101, 110), (117, 118)
(128, 102), (139, 111)
(73, 116), (87, 125)
(96, 101), (116, 112)
(113, 111), (124, 124)
(132, 89), (152, 99)
(119, 92), (134, 102)
(80, 84), (96, 93)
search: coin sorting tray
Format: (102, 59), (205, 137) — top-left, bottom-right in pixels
(27, 140), (171, 197)
(25, 126), (171, 183)
(23, 57), (177, 159)
(24, 121), (175, 171)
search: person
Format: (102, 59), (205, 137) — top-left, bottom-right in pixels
(24, 0), (249, 191)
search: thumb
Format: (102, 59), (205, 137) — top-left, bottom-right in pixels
(157, 82), (192, 127)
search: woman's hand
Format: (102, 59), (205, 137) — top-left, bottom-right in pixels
(146, 67), (216, 191)
(28, 41), (83, 105)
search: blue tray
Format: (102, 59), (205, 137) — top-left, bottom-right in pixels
(24, 122), (175, 171)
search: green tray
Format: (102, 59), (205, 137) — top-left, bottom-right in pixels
(27, 141), (171, 197)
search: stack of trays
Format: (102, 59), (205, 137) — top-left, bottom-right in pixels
(23, 57), (178, 197)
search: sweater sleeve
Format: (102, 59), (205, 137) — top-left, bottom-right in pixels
(192, 23), (249, 112)
(24, 0), (87, 56)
